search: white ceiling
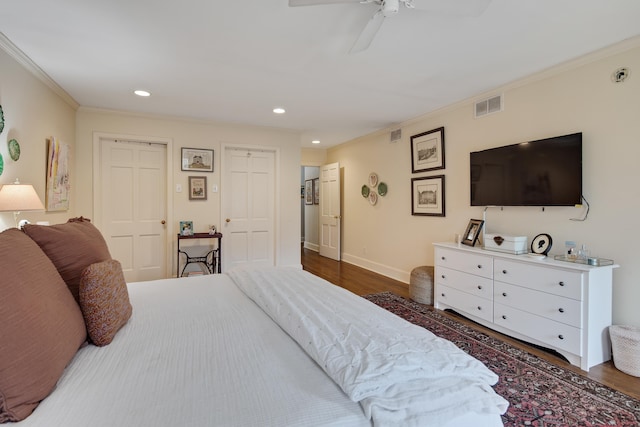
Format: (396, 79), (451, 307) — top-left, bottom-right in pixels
(1, 0), (639, 148)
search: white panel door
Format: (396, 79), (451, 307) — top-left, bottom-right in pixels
(319, 162), (341, 261)
(100, 140), (167, 282)
(223, 147), (275, 270)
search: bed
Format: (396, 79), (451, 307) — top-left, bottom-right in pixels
(1, 222), (508, 426)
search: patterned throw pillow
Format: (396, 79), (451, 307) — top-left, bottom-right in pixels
(23, 217), (112, 304)
(0, 228), (86, 422)
(79, 259), (132, 346)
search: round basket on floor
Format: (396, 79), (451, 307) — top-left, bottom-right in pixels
(409, 266), (434, 305)
(610, 325), (640, 377)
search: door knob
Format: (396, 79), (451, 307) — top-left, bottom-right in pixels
(225, 218), (231, 223)
(161, 220), (166, 225)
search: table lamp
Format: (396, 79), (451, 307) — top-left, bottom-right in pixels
(0, 179), (45, 228)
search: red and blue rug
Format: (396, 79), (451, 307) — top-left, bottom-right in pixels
(364, 292), (640, 427)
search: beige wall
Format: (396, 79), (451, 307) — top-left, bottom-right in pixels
(0, 47), (77, 229)
(75, 109), (303, 271)
(328, 40), (640, 326)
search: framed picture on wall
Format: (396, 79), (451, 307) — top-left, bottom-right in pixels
(188, 176), (207, 200)
(304, 179), (313, 205)
(410, 127), (445, 173)
(411, 175), (445, 216)
(313, 178), (320, 204)
(181, 148), (214, 172)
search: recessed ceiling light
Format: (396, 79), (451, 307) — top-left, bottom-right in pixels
(312, 140), (321, 144)
(134, 90), (151, 97)
(273, 107), (286, 114)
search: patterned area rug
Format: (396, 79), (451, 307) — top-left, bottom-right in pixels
(364, 292), (640, 427)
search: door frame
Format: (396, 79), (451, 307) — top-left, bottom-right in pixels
(92, 132), (174, 277)
(220, 143), (280, 271)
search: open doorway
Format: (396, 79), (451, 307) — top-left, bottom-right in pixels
(301, 166), (319, 252)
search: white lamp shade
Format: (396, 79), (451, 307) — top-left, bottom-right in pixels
(0, 182), (45, 212)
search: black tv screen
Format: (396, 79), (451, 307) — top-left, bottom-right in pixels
(470, 133), (582, 206)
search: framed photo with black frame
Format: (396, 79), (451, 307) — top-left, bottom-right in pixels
(411, 175), (445, 217)
(313, 178), (320, 204)
(304, 179), (313, 205)
(462, 219), (484, 247)
(410, 127), (445, 173)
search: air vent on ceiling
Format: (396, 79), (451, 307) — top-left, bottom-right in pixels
(390, 128), (402, 143)
(474, 94), (503, 118)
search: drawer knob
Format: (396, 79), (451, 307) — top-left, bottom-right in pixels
(558, 308), (565, 313)
(502, 292), (507, 297)
(441, 293), (445, 297)
(441, 275), (446, 279)
(477, 306), (482, 311)
(477, 285), (483, 290)
(441, 256), (446, 260)
(477, 264), (482, 269)
(558, 334), (565, 340)
(502, 315), (507, 320)
(502, 270), (507, 274)
(559, 281), (565, 287)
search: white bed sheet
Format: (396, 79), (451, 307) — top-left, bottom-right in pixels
(14, 274), (370, 427)
(229, 267), (508, 427)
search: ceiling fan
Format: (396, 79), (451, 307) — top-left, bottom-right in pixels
(289, 0), (491, 53)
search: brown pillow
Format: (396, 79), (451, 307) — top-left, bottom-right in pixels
(79, 259), (132, 346)
(23, 218), (112, 303)
(0, 228), (87, 422)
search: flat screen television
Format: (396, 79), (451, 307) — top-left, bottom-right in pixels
(470, 133), (582, 206)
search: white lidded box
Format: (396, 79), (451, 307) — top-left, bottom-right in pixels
(484, 233), (528, 255)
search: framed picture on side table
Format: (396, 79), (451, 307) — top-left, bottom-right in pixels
(462, 219), (484, 247)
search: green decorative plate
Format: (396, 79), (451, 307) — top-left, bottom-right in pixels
(0, 153), (4, 176)
(361, 184), (370, 198)
(8, 139), (20, 161)
(377, 182), (388, 196)
(0, 105), (4, 134)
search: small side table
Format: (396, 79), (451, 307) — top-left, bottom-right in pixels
(177, 232), (222, 277)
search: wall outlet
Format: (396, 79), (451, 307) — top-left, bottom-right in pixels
(176, 184), (182, 193)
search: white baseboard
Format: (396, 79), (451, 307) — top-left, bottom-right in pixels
(341, 253), (410, 284)
(304, 241), (319, 252)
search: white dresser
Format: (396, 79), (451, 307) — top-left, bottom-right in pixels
(434, 242), (617, 371)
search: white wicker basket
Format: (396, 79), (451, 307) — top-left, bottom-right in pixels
(610, 325), (640, 377)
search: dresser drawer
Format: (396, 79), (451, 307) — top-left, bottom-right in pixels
(494, 303), (581, 355)
(435, 248), (493, 279)
(436, 266), (493, 299)
(494, 282), (582, 328)
(437, 284), (493, 322)
(494, 259), (582, 300)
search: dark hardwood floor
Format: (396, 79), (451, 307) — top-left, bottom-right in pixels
(301, 246), (640, 400)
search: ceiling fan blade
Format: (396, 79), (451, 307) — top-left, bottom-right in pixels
(350, 10), (385, 54)
(408, 0), (491, 16)
(289, 0), (363, 6)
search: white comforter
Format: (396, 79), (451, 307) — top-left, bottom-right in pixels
(228, 267), (509, 427)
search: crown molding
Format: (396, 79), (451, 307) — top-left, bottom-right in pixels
(0, 32), (79, 109)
